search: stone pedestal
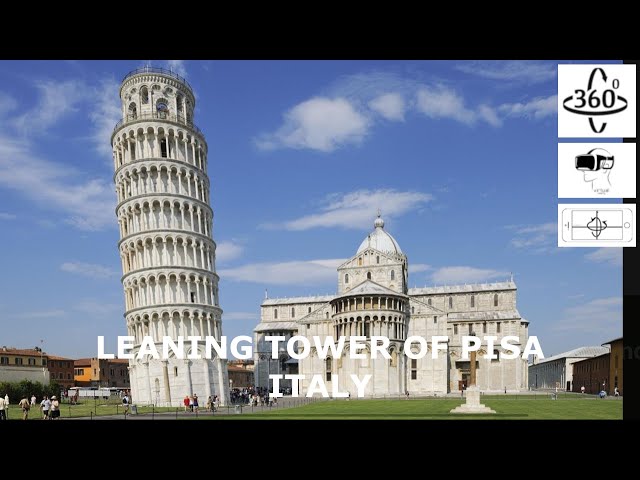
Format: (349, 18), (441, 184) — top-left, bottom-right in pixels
(449, 386), (496, 414)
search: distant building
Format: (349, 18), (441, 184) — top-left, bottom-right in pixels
(528, 346), (609, 391)
(48, 355), (74, 389)
(0, 346), (50, 384)
(106, 359), (130, 388)
(228, 364), (254, 390)
(228, 359), (254, 371)
(604, 337), (623, 395)
(572, 353), (610, 394)
(74, 358), (130, 388)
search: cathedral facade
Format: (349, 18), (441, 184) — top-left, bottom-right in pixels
(253, 216), (529, 396)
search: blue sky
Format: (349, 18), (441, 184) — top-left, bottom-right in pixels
(0, 60), (623, 359)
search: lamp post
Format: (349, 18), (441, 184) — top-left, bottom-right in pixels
(40, 339), (45, 382)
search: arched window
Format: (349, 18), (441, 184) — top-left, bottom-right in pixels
(449, 296), (453, 309)
(291, 307), (295, 318)
(160, 137), (168, 158)
(345, 274), (349, 283)
(140, 86), (149, 104)
(326, 312), (329, 319)
(325, 358), (332, 381)
(492, 349), (500, 362)
(494, 294), (499, 307)
(428, 298), (432, 306)
(128, 102), (137, 120)
(483, 321), (487, 334)
(176, 94), (184, 117)
(411, 306), (415, 314)
(156, 98), (169, 118)
(308, 306), (311, 314)
(376, 256), (380, 264)
(358, 257), (362, 266)
(390, 270), (395, 280)
(274, 309), (278, 319)
(470, 295), (475, 308)
(367, 271), (372, 280)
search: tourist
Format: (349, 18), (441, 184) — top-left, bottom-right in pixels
(0, 395), (6, 421)
(4, 394), (8, 415)
(122, 394), (130, 416)
(405, 390), (410, 399)
(581, 385), (585, 394)
(213, 395), (220, 411)
(41, 396), (51, 420)
(49, 396), (60, 420)
(18, 396), (31, 420)
(189, 395), (194, 412)
(30, 394), (36, 407)
(614, 386), (620, 397)
(193, 394), (199, 413)
(206, 395), (213, 412)
(183, 395), (190, 412)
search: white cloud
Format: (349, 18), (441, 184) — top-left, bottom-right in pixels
(224, 312), (260, 321)
(255, 97), (370, 152)
(509, 222), (557, 252)
(499, 95), (557, 120)
(60, 261), (118, 279)
(584, 248), (622, 267)
(267, 189), (432, 231)
(220, 258), (345, 286)
(216, 241), (244, 264)
(13, 80), (88, 133)
(0, 212), (16, 220)
(0, 134), (116, 231)
(409, 263), (431, 273)
(554, 297), (622, 333)
(430, 266), (509, 284)
(415, 85), (477, 125)
(88, 78), (121, 159)
(457, 61), (557, 84)
(477, 104), (502, 127)
(368, 93), (405, 121)
(167, 60), (187, 77)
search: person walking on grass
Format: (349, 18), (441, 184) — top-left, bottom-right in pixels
(18, 396), (30, 420)
(49, 396), (60, 420)
(122, 394), (130, 416)
(0, 395), (6, 421)
(41, 396), (51, 420)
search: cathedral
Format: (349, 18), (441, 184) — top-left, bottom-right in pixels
(253, 215), (529, 396)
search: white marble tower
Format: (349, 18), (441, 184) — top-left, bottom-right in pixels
(112, 66), (228, 406)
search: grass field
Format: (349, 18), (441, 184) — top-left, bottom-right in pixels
(6, 398), (175, 420)
(214, 397), (623, 420)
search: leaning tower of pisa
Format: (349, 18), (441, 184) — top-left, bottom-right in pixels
(111, 67), (228, 406)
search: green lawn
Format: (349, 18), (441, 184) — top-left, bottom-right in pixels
(213, 397), (623, 420)
(6, 397), (175, 420)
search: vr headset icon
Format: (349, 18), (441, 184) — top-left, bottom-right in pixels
(575, 148), (614, 171)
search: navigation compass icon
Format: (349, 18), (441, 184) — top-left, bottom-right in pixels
(586, 211), (607, 239)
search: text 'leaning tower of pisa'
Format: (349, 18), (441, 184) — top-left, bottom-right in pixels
(111, 66), (228, 407)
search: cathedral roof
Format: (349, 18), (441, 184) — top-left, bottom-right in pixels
(409, 281), (516, 295)
(356, 214), (403, 255)
(254, 321), (299, 332)
(336, 279), (406, 299)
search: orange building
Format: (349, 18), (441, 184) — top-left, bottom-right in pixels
(74, 358), (130, 388)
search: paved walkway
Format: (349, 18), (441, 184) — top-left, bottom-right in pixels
(64, 396), (320, 420)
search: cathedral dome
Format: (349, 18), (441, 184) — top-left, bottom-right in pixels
(357, 215), (403, 255)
